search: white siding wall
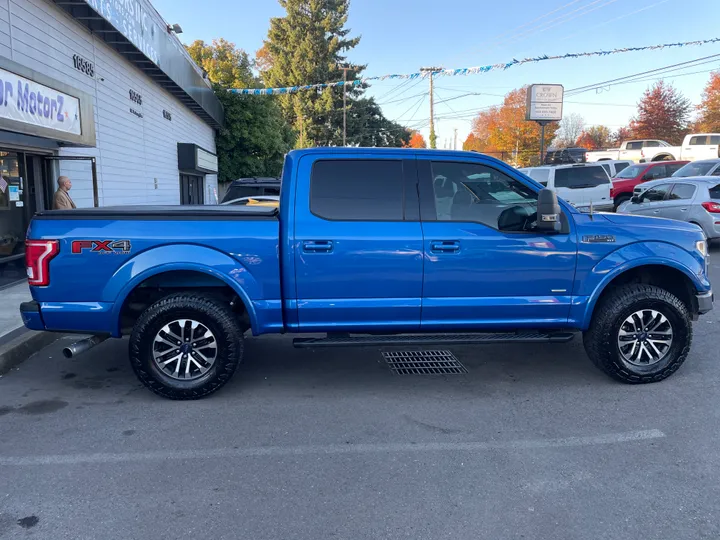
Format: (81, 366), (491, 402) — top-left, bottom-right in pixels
(6, 0), (217, 207)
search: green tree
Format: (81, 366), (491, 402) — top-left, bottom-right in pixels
(262, 0), (362, 147)
(186, 40), (295, 182)
(186, 39), (253, 88)
(345, 97), (411, 147)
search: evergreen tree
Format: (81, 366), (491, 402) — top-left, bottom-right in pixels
(262, 0), (362, 147)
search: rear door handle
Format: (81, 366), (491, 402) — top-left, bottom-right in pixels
(652, 210), (660, 214)
(303, 240), (333, 253)
(431, 241), (460, 253)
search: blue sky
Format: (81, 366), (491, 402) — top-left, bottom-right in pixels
(155, 0), (720, 146)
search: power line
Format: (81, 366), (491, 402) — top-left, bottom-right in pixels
(565, 53), (720, 95)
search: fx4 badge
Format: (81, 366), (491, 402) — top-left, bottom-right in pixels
(71, 240), (132, 254)
(582, 235), (616, 243)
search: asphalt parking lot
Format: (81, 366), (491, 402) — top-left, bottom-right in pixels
(1, 246), (719, 540)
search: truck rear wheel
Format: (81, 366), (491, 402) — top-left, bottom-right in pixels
(129, 293), (244, 400)
(583, 284), (692, 384)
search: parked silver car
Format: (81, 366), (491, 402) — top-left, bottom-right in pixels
(671, 159), (720, 178)
(619, 176), (720, 239)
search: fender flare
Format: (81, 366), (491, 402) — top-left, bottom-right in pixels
(579, 242), (707, 329)
(104, 244), (261, 335)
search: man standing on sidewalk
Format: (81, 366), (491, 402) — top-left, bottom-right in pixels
(52, 176), (76, 210)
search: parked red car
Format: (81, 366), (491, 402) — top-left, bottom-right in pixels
(610, 161), (688, 209)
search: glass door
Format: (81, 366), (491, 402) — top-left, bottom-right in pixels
(0, 151), (28, 288)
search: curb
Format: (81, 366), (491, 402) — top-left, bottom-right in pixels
(0, 330), (61, 375)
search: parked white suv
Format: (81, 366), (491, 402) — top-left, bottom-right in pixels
(518, 163), (613, 211)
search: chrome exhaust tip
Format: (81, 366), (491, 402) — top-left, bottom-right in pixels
(62, 335), (109, 359)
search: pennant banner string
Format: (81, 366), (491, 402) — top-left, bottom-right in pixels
(229, 37), (720, 95)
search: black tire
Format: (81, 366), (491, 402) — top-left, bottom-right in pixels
(130, 293), (244, 400)
(583, 284), (692, 384)
(613, 194), (631, 211)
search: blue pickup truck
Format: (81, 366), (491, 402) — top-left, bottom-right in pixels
(21, 148), (713, 399)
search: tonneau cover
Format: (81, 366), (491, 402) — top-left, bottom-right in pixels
(34, 205), (278, 220)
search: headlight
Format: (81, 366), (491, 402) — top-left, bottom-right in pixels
(696, 239), (708, 257)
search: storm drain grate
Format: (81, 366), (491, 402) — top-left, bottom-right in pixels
(382, 350), (468, 375)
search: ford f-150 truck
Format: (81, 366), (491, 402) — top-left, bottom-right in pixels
(20, 148), (713, 399)
(587, 134), (720, 164)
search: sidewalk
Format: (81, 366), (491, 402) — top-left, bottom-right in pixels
(0, 281), (59, 375)
(1, 281), (31, 340)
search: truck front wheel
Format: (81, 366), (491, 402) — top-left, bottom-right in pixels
(583, 284), (692, 383)
(129, 293), (244, 399)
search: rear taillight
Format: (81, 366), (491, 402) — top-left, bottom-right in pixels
(25, 240), (59, 286)
(702, 202), (720, 214)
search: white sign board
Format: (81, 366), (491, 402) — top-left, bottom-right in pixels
(526, 84), (564, 122)
(0, 67), (81, 135)
(196, 147), (218, 173)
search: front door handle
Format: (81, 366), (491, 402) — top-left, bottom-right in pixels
(652, 210), (660, 214)
(431, 240), (460, 253)
(303, 240), (333, 253)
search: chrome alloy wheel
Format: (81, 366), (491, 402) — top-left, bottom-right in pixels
(152, 319), (218, 380)
(617, 309), (673, 366)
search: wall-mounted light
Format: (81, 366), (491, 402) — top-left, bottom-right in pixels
(167, 23), (183, 34)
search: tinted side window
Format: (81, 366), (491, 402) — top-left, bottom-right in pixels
(311, 160), (404, 220)
(641, 183), (672, 202)
(430, 162), (538, 232)
(712, 167), (720, 176)
(644, 141), (660, 147)
(554, 167), (609, 188)
(614, 162), (630, 174)
(690, 136), (706, 145)
(668, 183), (696, 200)
(626, 142), (642, 150)
(601, 164), (611, 176)
(710, 135), (720, 145)
(262, 187), (281, 196)
(709, 184), (720, 199)
(667, 163), (685, 175)
(647, 165), (667, 180)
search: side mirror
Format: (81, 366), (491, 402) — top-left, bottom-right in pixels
(631, 195), (641, 204)
(536, 188), (561, 233)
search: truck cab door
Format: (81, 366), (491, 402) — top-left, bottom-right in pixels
(291, 154), (423, 332)
(417, 157), (578, 329)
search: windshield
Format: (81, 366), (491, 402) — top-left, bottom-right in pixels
(613, 164), (645, 179)
(672, 162), (717, 177)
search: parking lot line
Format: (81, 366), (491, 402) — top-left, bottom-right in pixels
(0, 429), (665, 467)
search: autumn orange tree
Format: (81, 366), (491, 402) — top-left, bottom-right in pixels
(405, 131), (427, 148)
(696, 71), (720, 132)
(468, 86), (558, 166)
(575, 125), (612, 150)
(632, 81), (691, 144)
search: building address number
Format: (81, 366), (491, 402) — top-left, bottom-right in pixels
(72, 54), (94, 78)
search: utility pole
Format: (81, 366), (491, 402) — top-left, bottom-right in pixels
(421, 66), (442, 149)
(453, 128), (458, 150)
(337, 63), (353, 146)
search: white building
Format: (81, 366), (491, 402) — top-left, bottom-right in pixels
(0, 0), (223, 286)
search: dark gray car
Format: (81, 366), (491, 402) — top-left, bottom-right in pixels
(619, 176), (720, 239)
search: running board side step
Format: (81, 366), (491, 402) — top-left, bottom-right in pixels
(293, 331), (575, 348)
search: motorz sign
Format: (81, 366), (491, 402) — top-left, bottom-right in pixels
(526, 84), (564, 122)
(0, 67), (81, 135)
